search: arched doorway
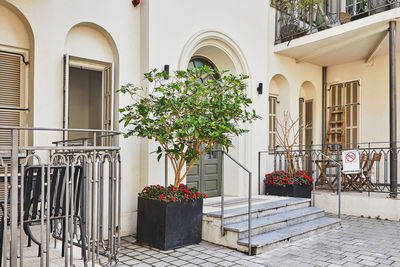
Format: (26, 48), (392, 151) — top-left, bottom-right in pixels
(179, 30), (250, 197)
(64, 23), (118, 143)
(186, 56), (222, 197)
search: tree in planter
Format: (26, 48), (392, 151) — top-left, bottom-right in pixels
(275, 111), (307, 176)
(119, 66), (260, 188)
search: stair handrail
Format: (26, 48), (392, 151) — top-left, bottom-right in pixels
(218, 149), (253, 256)
(314, 149), (341, 219)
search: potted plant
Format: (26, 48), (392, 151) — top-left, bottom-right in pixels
(274, 0), (324, 42)
(119, 66), (260, 250)
(267, 112), (313, 197)
(264, 170), (313, 198)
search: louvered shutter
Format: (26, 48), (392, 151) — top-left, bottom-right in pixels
(103, 65), (113, 145)
(0, 52), (22, 146)
(63, 54), (70, 140)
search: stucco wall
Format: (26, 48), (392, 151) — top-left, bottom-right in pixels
(3, 0), (142, 235)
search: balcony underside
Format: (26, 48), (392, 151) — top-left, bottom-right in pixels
(274, 8), (400, 66)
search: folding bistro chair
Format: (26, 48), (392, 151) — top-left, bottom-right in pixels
(359, 152), (381, 191)
(343, 153), (368, 191)
(23, 165), (86, 262)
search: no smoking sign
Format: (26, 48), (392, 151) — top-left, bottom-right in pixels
(345, 151), (356, 163)
(342, 150), (360, 174)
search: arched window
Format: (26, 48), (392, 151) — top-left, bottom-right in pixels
(188, 56), (219, 81)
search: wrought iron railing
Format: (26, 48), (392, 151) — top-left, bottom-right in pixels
(259, 142), (400, 196)
(273, 0), (400, 44)
(0, 126), (121, 267)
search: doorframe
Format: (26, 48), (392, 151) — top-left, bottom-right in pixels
(63, 54), (114, 141)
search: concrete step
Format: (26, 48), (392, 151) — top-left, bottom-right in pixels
(204, 198), (311, 224)
(237, 217), (341, 255)
(225, 207), (325, 239)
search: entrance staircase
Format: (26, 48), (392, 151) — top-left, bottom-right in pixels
(202, 197), (340, 255)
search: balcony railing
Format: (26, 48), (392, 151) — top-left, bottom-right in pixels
(274, 0), (399, 44)
(0, 126), (121, 267)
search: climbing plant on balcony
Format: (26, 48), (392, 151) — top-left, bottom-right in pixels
(119, 66), (260, 187)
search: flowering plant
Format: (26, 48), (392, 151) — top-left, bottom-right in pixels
(264, 170), (313, 187)
(139, 184), (207, 202)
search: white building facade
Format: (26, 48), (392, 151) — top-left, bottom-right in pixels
(1, 0), (399, 239)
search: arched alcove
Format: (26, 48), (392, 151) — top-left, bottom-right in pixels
(191, 46), (237, 74)
(299, 81), (317, 148)
(64, 23), (119, 140)
(268, 74), (291, 149)
(65, 23), (118, 63)
(0, 2), (34, 145)
(269, 74), (291, 118)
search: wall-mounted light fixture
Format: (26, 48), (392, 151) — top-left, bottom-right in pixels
(164, 65), (170, 79)
(257, 83), (263, 95)
(132, 0), (140, 7)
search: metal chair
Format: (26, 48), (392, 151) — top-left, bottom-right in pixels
(23, 165), (86, 262)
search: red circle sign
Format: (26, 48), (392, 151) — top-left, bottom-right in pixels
(345, 152), (356, 162)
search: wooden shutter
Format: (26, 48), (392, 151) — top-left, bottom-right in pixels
(103, 65), (113, 145)
(344, 81), (360, 148)
(0, 52), (21, 146)
(299, 98), (304, 149)
(269, 96), (277, 149)
(63, 54), (70, 140)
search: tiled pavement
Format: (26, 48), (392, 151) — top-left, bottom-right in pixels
(118, 215), (400, 267)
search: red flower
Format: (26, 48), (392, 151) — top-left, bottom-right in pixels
(132, 0), (140, 7)
(159, 195), (163, 200)
(197, 192), (200, 197)
(204, 194), (207, 198)
(171, 198), (176, 201)
(185, 195), (188, 199)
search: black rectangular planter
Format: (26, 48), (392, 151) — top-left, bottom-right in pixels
(265, 184), (312, 198)
(136, 197), (203, 250)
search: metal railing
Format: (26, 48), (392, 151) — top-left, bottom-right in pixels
(0, 126), (121, 267)
(218, 150), (252, 256)
(259, 142), (400, 197)
(273, 0), (400, 44)
(315, 150), (342, 218)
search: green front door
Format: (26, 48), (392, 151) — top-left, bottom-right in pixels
(187, 149), (222, 197)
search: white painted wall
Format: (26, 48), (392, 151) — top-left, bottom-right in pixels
(327, 53), (399, 144)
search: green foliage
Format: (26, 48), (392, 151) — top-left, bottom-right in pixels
(119, 66), (261, 186)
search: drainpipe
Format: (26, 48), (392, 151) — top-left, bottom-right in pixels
(322, 66), (327, 152)
(389, 21), (398, 198)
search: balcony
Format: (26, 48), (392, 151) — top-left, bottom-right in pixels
(274, 0), (400, 45)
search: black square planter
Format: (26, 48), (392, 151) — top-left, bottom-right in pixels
(136, 197), (203, 250)
(265, 184), (312, 198)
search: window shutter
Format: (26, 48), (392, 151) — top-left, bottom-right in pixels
(103, 65), (113, 145)
(63, 54), (70, 140)
(0, 52), (21, 146)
